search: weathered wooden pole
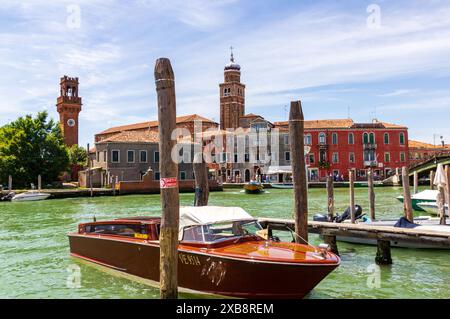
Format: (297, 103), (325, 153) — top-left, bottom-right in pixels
(155, 57), (180, 299)
(368, 168), (376, 221)
(193, 153), (209, 206)
(446, 165), (450, 221)
(326, 175), (334, 222)
(349, 170), (356, 223)
(87, 143), (93, 197)
(437, 185), (446, 225)
(402, 166), (414, 223)
(413, 171), (419, 194)
(38, 175), (42, 191)
(289, 100), (308, 244)
(430, 170), (435, 190)
(375, 240), (392, 265)
(8, 175), (12, 192)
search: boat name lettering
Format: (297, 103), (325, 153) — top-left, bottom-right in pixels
(179, 253), (201, 266)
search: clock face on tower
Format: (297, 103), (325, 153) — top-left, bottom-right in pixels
(67, 119), (76, 127)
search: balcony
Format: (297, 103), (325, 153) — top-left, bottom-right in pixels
(363, 143), (377, 150)
(364, 160), (378, 167)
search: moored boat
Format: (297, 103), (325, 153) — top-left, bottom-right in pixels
(11, 191), (50, 202)
(417, 202), (449, 217)
(270, 183), (294, 189)
(68, 206), (340, 298)
(396, 190), (438, 211)
(244, 181), (264, 194)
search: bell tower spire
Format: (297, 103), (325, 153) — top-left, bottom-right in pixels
(220, 47), (245, 130)
(56, 75), (82, 146)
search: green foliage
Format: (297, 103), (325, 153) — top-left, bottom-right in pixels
(68, 144), (87, 167)
(0, 112), (69, 188)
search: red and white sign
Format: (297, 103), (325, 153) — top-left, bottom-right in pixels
(160, 177), (178, 189)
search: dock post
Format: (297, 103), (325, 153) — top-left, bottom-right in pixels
(193, 153), (209, 206)
(38, 175), (42, 191)
(323, 235), (339, 256)
(413, 171), (419, 194)
(436, 164), (447, 225)
(155, 57), (180, 299)
(8, 175), (12, 192)
(87, 143), (93, 197)
(112, 175), (116, 196)
(326, 175), (334, 222)
(349, 170), (355, 223)
(375, 240), (392, 265)
(289, 100), (308, 244)
(368, 168), (376, 221)
(430, 170), (435, 190)
(402, 167), (414, 223)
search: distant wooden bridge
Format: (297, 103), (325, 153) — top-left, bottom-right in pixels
(408, 154), (450, 177)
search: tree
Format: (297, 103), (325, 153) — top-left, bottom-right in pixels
(0, 112), (69, 188)
(68, 144), (87, 167)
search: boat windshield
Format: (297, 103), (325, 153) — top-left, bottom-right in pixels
(182, 220), (263, 243)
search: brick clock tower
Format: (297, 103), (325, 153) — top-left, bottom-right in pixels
(220, 49), (245, 129)
(56, 76), (82, 146)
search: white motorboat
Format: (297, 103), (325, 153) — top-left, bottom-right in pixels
(11, 191), (51, 202)
(396, 189), (439, 211)
(417, 202), (449, 217)
(270, 183), (294, 189)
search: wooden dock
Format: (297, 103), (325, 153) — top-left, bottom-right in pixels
(258, 218), (450, 264)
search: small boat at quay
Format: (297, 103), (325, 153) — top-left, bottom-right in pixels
(69, 206), (340, 298)
(270, 183), (294, 189)
(396, 190), (438, 211)
(11, 191), (51, 202)
(244, 181), (264, 194)
(417, 202), (449, 217)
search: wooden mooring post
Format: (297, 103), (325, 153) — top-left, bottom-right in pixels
(430, 170), (435, 190)
(289, 100), (308, 245)
(38, 175), (42, 191)
(8, 175), (12, 192)
(368, 168), (375, 221)
(349, 170), (356, 223)
(155, 57), (180, 299)
(402, 167), (414, 223)
(193, 153), (209, 206)
(375, 240), (392, 265)
(413, 171), (419, 195)
(326, 175), (334, 222)
(87, 143), (93, 197)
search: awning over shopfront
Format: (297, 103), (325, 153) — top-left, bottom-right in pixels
(266, 166), (292, 175)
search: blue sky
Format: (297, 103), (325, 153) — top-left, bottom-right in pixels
(1, 0), (450, 147)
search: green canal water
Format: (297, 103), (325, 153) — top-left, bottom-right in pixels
(0, 187), (449, 299)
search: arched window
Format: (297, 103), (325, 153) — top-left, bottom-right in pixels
(369, 132), (375, 144)
(399, 132), (405, 145)
(348, 133), (354, 145)
(384, 133), (389, 144)
(363, 132), (369, 144)
(332, 133), (338, 145)
(304, 134), (312, 145)
(319, 132), (326, 144)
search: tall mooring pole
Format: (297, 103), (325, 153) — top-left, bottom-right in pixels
(155, 58), (180, 299)
(368, 168), (376, 221)
(402, 166), (414, 223)
(193, 153), (209, 206)
(326, 175), (334, 222)
(349, 170), (356, 223)
(289, 100), (308, 244)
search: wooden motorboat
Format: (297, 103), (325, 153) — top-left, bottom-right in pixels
(270, 183), (294, 189)
(396, 190), (438, 211)
(417, 202), (449, 217)
(11, 191), (50, 202)
(68, 206), (340, 298)
(244, 181), (264, 194)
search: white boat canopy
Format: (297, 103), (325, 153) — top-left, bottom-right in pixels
(179, 206), (254, 230)
(266, 166), (292, 175)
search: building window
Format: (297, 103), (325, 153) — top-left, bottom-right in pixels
(349, 152), (355, 163)
(139, 150), (147, 163)
(332, 133), (338, 145)
(234, 154), (238, 163)
(369, 132), (375, 144)
(319, 132), (326, 144)
(154, 172), (160, 180)
(284, 135), (289, 145)
(111, 150), (120, 163)
(309, 154), (315, 164)
(285, 151), (291, 161)
(384, 133), (390, 144)
(363, 132), (369, 144)
(332, 152), (339, 163)
(154, 151), (160, 163)
(399, 132), (405, 145)
(348, 133), (354, 145)
(127, 150), (135, 163)
(245, 153), (250, 162)
(96, 152), (100, 162)
(385, 153), (391, 163)
(400, 152), (406, 162)
(304, 134), (312, 145)
(103, 151), (107, 162)
(180, 171), (186, 180)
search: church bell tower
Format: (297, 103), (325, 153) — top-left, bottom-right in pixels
(56, 76), (82, 146)
(220, 48), (245, 129)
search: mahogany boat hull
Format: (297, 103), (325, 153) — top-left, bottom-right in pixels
(69, 234), (339, 299)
